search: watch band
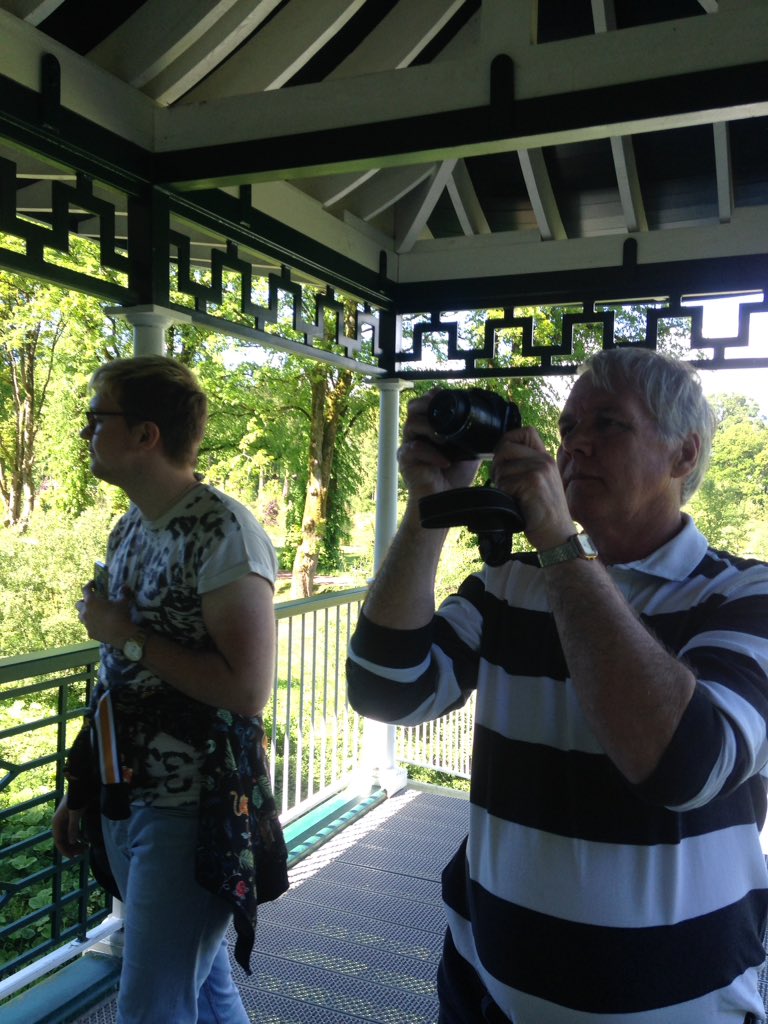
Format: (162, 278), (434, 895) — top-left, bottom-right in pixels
(537, 533), (598, 567)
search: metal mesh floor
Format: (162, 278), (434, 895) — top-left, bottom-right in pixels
(75, 787), (470, 1024)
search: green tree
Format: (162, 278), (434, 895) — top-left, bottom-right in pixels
(0, 241), (131, 526)
(688, 393), (768, 553)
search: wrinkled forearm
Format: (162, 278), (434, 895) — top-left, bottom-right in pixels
(363, 502), (448, 630)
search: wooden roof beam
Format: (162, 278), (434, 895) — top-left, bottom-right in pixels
(446, 159), (490, 236)
(518, 148), (565, 241)
(396, 159), (457, 253)
(713, 120), (734, 223)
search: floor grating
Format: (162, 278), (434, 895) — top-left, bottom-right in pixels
(74, 787), (469, 1023)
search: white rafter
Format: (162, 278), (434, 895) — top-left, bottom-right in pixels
(518, 149), (565, 242)
(347, 165), (437, 222)
(590, 0), (617, 33)
(610, 135), (648, 233)
(299, 170), (379, 209)
(591, 0), (646, 235)
(329, 0), (468, 77)
(88, 0), (283, 104)
(396, 159), (458, 253)
(446, 159), (490, 236)
(184, 0), (367, 101)
(713, 121), (734, 223)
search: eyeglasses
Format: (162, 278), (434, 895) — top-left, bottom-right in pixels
(84, 409), (127, 431)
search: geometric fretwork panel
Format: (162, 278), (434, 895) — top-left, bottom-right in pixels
(384, 294), (768, 380)
(0, 155), (132, 302)
(169, 223), (383, 371)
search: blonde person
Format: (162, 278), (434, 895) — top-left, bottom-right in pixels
(53, 356), (286, 1024)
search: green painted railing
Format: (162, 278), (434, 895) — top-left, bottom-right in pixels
(0, 644), (107, 986)
(0, 587), (369, 1000)
(0, 584), (475, 1004)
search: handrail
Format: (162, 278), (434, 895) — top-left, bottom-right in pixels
(0, 587), (369, 997)
(0, 583), (472, 999)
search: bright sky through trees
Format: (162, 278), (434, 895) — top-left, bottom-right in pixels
(693, 296), (768, 414)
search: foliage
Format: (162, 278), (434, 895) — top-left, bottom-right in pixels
(0, 501), (121, 657)
(0, 238), (131, 527)
(687, 393), (768, 556)
(0, 803), (110, 970)
(405, 767), (470, 793)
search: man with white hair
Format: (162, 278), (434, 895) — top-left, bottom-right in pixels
(348, 347), (768, 1023)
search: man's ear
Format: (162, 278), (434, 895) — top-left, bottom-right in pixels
(135, 420), (162, 452)
(672, 432), (701, 480)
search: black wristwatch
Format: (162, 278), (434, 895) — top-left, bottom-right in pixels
(537, 533), (598, 567)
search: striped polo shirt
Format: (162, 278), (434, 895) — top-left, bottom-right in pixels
(347, 516), (768, 1022)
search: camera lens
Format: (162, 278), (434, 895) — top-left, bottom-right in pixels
(428, 391), (473, 437)
(428, 388), (515, 456)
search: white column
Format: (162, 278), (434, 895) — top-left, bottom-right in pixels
(374, 378), (412, 571)
(104, 304), (191, 356)
(363, 377), (412, 797)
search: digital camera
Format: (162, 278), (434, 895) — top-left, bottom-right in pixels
(420, 388), (525, 565)
(427, 388), (521, 458)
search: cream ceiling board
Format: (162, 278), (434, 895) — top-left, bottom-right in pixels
(0, 10), (155, 147)
(140, 0), (284, 105)
(347, 166), (437, 222)
(397, 204), (768, 284)
(299, 170), (379, 208)
(88, 0), (241, 88)
(2, 0), (62, 26)
(480, 0), (534, 51)
(446, 159), (490, 236)
(435, 5), (480, 61)
(713, 121), (734, 223)
(610, 135), (647, 233)
(518, 149), (565, 241)
(183, 0), (367, 101)
(329, 0), (467, 77)
(15, 179), (66, 211)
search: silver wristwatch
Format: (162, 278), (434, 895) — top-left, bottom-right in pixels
(537, 533), (598, 567)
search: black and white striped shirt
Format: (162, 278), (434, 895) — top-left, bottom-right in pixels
(347, 517), (768, 1023)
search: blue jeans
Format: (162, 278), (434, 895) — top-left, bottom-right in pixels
(103, 806), (250, 1024)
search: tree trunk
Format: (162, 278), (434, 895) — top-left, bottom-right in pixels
(0, 324), (47, 528)
(290, 367), (353, 598)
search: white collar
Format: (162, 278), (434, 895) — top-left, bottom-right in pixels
(607, 515), (708, 581)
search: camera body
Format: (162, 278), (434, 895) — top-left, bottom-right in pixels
(427, 388), (521, 458)
(420, 388), (525, 565)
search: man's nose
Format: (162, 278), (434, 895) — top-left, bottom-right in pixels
(561, 423), (592, 455)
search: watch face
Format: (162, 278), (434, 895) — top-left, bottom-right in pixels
(577, 534), (599, 558)
(123, 637), (143, 662)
